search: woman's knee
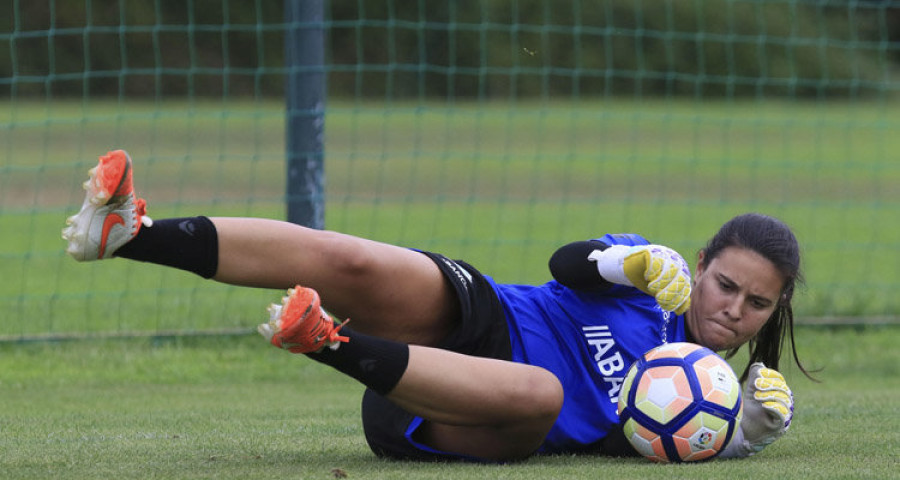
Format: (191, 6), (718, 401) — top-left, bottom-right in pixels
(524, 368), (564, 422)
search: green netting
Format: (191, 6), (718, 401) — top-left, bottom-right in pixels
(2, 0), (898, 338)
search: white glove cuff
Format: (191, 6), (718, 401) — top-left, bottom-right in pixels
(587, 245), (634, 286)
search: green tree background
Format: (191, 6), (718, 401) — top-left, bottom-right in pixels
(2, 0), (898, 99)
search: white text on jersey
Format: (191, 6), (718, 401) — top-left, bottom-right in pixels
(583, 325), (626, 403)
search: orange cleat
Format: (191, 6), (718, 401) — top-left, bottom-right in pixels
(62, 150), (152, 260)
(258, 285), (349, 354)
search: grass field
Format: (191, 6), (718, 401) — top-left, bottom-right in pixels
(1, 325), (897, 479)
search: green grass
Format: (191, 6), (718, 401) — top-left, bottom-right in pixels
(1, 325), (897, 479)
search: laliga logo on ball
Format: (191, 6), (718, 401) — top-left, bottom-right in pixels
(617, 342), (743, 462)
(693, 431), (714, 449)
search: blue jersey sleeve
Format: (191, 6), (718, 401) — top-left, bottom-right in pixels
(593, 233), (650, 247)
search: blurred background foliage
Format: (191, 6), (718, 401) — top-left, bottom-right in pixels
(3, 0), (898, 100)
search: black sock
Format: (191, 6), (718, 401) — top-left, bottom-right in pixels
(307, 327), (410, 396)
(114, 216), (219, 279)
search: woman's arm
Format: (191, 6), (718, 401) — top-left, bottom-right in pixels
(548, 240), (613, 290)
(551, 240), (693, 314)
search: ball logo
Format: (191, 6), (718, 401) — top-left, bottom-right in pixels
(713, 369), (732, 391)
(694, 431), (714, 448)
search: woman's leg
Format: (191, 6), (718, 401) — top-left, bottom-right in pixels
(211, 217), (458, 346)
(267, 285), (561, 461)
(63, 151), (459, 347)
(386, 346), (564, 461)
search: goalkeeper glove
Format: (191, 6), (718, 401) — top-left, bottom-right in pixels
(720, 362), (794, 458)
(588, 244), (692, 314)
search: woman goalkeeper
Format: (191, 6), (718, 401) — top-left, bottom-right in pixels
(63, 150), (811, 462)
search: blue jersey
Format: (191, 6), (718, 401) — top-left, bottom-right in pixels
(486, 233), (688, 453)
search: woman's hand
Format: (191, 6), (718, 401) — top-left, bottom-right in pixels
(588, 244), (692, 314)
(720, 362), (794, 458)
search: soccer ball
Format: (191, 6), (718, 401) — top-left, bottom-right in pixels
(617, 342), (743, 462)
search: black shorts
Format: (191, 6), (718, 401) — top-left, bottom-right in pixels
(361, 250), (511, 461)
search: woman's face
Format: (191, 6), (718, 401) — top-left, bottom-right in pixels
(686, 246), (784, 352)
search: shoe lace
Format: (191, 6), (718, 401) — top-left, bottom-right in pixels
(324, 318), (350, 348)
(133, 197), (152, 232)
(134, 197), (147, 217)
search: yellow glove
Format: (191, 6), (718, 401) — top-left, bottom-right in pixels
(751, 365), (794, 422)
(720, 363), (794, 458)
(588, 244), (692, 314)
